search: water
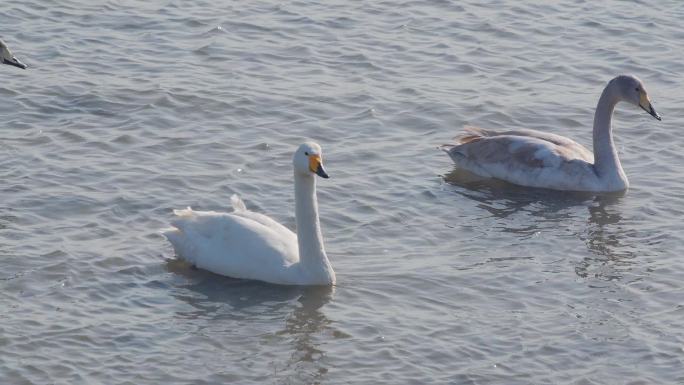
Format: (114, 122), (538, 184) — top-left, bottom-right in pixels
(1, 0), (683, 383)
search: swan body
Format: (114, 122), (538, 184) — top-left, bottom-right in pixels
(443, 75), (661, 192)
(0, 39), (27, 69)
(164, 142), (335, 286)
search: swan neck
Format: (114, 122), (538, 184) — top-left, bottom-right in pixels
(294, 173), (329, 269)
(592, 84), (625, 182)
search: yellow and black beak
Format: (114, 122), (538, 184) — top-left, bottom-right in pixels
(639, 93), (661, 121)
(308, 154), (329, 179)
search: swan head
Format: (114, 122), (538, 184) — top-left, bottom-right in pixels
(293, 142), (329, 179)
(611, 74), (660, 121)
(0, 39), (27, 70)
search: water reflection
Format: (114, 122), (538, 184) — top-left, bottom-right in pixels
(443, 168), (599, 237)
(166, 260), (336, 384)
(576, 194), (637, 281)
(166, 259), (307, 318)
(444, 168), (638, 281)
(276, 285), (335, 385)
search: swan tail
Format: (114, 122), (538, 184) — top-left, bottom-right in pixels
(441, 126), (491, 152)
(173, 206), (194, 217)
(170, 207), (196, 230)
(163, 207), (201, 263)
(439, 143), (456, 153)
(163, 226), (196, 263)
(439, 126), (484, 162)
(230, 194), (247, 212)
(162, 227), (183, 250)
(455, 126), (490, 144)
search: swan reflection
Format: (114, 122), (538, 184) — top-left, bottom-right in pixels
(444, 168), (638, 282)
(576, 195), (637, 281)
(275, 285), (336, 384)
(166, 260), (338, 383)
(443, 167), (608, 237)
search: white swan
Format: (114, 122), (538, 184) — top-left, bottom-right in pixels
(0, 39), (27, 69)
(443, 75), (661, 192)
(164, 142), (335, 286)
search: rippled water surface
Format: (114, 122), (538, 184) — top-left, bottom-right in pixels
(2, 1), (683, 384)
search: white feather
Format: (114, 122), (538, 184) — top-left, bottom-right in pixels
(445, 75), (659, 192)
(163, 142), (335, 286)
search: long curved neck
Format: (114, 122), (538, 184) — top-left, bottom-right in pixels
(294, 173), (329, 269)
(592, 84), (626, 182)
